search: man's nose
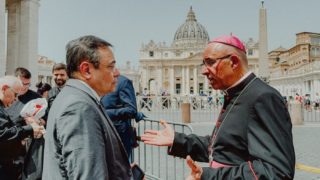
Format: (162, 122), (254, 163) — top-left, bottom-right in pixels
(113, 68), (120, 77)
(201, 66), (209, 75)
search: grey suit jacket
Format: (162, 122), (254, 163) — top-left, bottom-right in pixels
(42, 79), (132, 180)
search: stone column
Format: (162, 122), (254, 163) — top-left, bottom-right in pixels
(193, 66), (198, 94)
(314, 78), (320, 98)
(158, 64), (163, 94)
(0, 0), (5, 76)
(6, 1), (20, 75)
(141, 66), (148, 91)
(259, 1), (269, 82)
(185, 66), (190, 95)
(181, 66), (185, 95)
(146, 66), (150, 90)
(169, 66), (175, 95)
(20, 0), (40, 87)
(181, 102), (191, 123)
(290, 101), (303, 125)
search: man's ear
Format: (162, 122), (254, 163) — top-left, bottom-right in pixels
(2, 84), (9, 91)
(79, 61), (91, 79)
(230, 55), (240, 69)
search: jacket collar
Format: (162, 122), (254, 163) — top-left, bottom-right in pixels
(224, 73), (256, 97)
(66, 79), (101, 104)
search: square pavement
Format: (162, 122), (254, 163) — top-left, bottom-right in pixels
(190, 122), (320, 180)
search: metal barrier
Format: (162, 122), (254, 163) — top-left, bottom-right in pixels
(287, 101), (320, 123)
(137, 95), (222, 112)
(132, 118), (193, 180)
(137, 95), (320, 123)
(137, 95), (221, 123)
(303, 108), (320, 122)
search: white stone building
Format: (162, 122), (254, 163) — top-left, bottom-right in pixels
(118, 61), (140, 94)
(37, 55), (55, 85)
(139, 7), (259, 96)
(269, 32), (320, 99)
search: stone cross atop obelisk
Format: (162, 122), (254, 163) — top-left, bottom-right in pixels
(259, 0), (270, 82)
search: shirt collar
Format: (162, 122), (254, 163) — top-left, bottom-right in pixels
(226, 71), (252, 91)
(223, 71), (253, 96)
(78, 80), (101, 102)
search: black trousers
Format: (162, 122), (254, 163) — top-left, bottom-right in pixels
(0, 162), (22, 180)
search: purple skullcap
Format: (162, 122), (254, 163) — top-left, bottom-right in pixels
(209, 34), (246, 53)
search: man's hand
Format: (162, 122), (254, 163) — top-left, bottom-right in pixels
(140, 120), (174, 146)
(39, 118), (46, 126)
(186, 155), (203, 180)
(135, 112), (146, 122)
(24, 116), (39, 125)
(30, 122), (45, 139)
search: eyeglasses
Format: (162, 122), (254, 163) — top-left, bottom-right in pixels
(22, 82), (31, 87)
(201, 54), (232, 68)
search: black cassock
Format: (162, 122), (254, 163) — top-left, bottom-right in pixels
(169, 73), (295, 179)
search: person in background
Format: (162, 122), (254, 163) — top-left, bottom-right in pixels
(304, 94), (311, 111)
(36, 82), (52, 99)
(141, 34), (295, 179)
(6, 67), (41, 123)
(101, 74), (145, 162)
(141, 88), (151, 111)
(43, 35), (133, 179)
(0, 76), (44, 180)
(314, 92), (320, 110)
(294, 93), (302, 104)
(47, 63), (68, 109)
(4, 68), (43, 180)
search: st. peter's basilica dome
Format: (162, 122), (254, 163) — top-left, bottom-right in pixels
(172, 7), (209, 48)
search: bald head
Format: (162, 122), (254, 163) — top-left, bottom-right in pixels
(202, 41), (249, 90)
(208, 42), (249, 70)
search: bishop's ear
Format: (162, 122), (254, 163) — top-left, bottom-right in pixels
(230, 55), (240, 69)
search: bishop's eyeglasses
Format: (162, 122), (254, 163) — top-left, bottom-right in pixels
(201, 54), (232, 68)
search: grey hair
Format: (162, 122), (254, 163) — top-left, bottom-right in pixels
(0, 76), (23, 88)
(0, 76), (22, 99)
(65, 35), (113, 78)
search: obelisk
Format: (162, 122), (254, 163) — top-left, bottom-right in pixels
(259, 0), (269, 82)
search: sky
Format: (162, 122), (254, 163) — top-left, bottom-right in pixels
(38, 0), (320, 68)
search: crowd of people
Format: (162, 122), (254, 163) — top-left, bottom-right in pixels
(289, 93), (320, 111)
(0, 64), (68, 180)
(0, 34), (296, 179)
(0, 35), (146, 180)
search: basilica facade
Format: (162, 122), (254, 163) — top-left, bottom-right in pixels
(139, 7), (259, 96)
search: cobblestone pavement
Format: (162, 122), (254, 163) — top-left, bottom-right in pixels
(189, 122), (320, 180)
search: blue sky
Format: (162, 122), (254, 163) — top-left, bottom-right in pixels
(38, 0), (320, 67)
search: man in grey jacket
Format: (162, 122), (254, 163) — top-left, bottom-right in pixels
(42, 35), (133, 179)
